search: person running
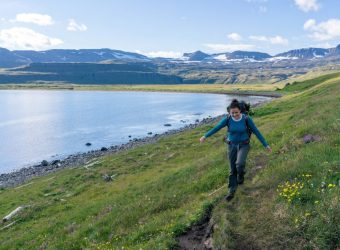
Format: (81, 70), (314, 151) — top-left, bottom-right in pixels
(200, 99), (272, 201)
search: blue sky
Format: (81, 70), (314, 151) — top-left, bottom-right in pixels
(0, 0), (339, 56)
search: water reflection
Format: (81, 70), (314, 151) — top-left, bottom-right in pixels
(0, 90), (272, 173)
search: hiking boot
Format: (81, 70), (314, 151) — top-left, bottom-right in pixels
(237, 173), (245, 185)
(225, 192), (235, 202)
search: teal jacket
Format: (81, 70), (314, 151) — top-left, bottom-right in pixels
(204, 114), (269, 147)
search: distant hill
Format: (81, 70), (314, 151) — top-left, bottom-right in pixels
(0, 48), (31, 68)
(183, 51), (210, 61)
(275, 48), (329, 59)
(0, 48), (150, 68)
(0, 62), (183, 84)
(228, 50), (272, 60)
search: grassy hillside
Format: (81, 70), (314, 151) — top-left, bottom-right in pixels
(0, 73), (339, 249)
(0, 82), (285, 96)
(212, 73), (340, 249)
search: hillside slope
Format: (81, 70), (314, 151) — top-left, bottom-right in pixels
(211, 73), (340, 249)
(0, 73), (339, 249)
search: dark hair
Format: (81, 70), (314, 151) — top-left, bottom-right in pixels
(229, 99), (240, 110)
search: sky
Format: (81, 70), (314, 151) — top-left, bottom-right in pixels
(0, 0), (340, 57)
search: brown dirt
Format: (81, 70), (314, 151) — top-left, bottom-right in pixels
(175, 214), (214, 250)
(174, 153), (269, 249)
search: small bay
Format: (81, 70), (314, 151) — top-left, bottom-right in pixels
(0, 90), (272, 173)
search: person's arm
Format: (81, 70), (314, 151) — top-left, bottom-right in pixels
(247, 117), (271, 150)
(200, 116), (228, 143)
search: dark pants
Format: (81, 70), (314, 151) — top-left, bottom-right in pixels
(227, 143), (250, 193)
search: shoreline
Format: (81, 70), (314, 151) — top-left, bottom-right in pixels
(0, 98), (274, 189)
(0, 115), (223, 189)
(0, 84), (283, 98)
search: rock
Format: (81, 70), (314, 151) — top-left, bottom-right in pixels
(195, 119), (199, 123)
(41, 160), (48, 166)
(147, 132), (152, 135)
(303, 134), (321, 144)
(85, 142), (92, 146)
(128, 135), (132, 138)
(51, 160), (60, 165)
(100, 147), (108, 151)
(102, 174), (112, 182)
(164, 124), (172, 127)
(204, 237), (213, 249)
(2, 206), (29, 222)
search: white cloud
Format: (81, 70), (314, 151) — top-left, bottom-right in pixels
(228, 33), (242, 41)
(0, 27), (63, 50)
(249, 35), (268, 42)
(137, 50), (182, 58)
(1, 18), (6, 22)
(303, 19), (316, 30)
(304, 18), (340, 41)
(12, 13), (54, 26)
(67, 19), (87, 32)
(269, 36), (289, 45)
(204, 43), (255, 52)
(249, 35), (289, 45)
(294, 0), (319, 12)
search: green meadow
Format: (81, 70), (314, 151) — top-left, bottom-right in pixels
(0, 72), (339, 249)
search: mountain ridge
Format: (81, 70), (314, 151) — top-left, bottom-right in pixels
(1, 44), (340, 68)
(1, 44), (340, 84)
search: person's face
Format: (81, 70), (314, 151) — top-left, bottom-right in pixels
(230, 107), (241, 119)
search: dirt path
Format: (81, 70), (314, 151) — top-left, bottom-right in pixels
(174, 153), (269, 249)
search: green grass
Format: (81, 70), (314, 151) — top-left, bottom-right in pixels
(0, 82), (284, 96)
(279, 72), (340, 93)
(0, 72), (339, 249)
(212, 73), (340, 249)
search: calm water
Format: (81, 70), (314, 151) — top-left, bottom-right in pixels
(0, 90), (272, 173)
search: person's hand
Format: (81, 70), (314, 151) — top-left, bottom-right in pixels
(200, 136), (206, 143)
(266, 146), (272, 153)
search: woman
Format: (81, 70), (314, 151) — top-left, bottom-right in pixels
(200, 99), (272, 201)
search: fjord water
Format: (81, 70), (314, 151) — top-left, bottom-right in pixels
(0, 90), (272, 174)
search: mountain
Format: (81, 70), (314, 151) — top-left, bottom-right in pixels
(228, 51), (272, 60)
(181, 50), (271, 62)
(0, 48), (31, 68)
(0, 62), (183, 84)
(1, 44), (340, 84)
(328, 44), (340, 55)
(1, 44), (340, 68)
(0, 48), (150, 68)
(182, 51), (210, 61)
(275, 48), (329, 59)
(13, 49), (150, 63)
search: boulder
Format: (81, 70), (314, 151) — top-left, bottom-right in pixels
(41, 160), (48, 166)
(102, 174), (112, 182)
(303, 134), (321, 144)
(51, 160), (60, 165)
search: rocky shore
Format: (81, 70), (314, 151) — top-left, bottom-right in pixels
(0, 96), (275, 189)
(0, 115), (223, 189)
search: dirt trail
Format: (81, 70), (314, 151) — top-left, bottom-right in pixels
(175, 153), (268, 249)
